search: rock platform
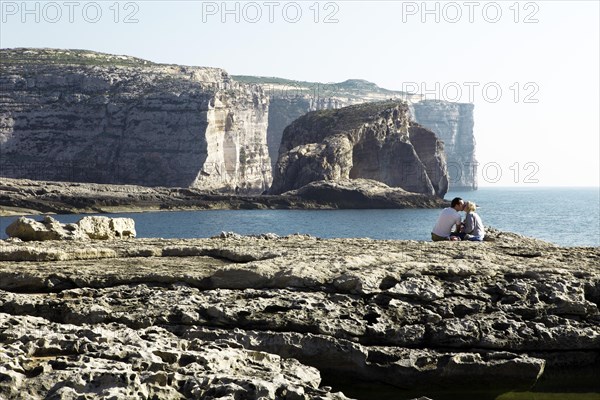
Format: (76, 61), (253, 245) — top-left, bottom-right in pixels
(0, 232), (598, 399)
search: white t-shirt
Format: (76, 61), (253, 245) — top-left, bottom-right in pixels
(432, 207), (461, 237)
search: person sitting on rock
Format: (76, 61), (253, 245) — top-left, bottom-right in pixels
(431, 197), (464, 241)
(461, 201), (485, 241)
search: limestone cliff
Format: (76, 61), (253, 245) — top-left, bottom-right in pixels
(0, 48), (271, 193)
(269, 101), (448, 197)
(234, 76), (478, 190)
(411, 100), (477, 189)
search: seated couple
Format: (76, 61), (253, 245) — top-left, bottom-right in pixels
(431, 197), (485, 242)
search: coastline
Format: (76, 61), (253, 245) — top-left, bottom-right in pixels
(1, 232), (598, 399)
(0, 178), (448, 217)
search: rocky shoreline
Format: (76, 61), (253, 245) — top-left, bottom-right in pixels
(0, 178), (447, 216)
(1, 230), (598, 399)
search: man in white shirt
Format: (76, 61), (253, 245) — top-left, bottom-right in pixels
(431, 197), (464, 241)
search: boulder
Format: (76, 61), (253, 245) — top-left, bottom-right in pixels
(5, 216), (88, 241)
(5, 216), (135, 241)
(109, 217), (137, 238)
(78, 216), (136, 239)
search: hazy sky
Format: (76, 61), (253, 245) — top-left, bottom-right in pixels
(1, 0), (599, 186)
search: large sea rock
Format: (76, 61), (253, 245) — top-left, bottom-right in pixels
(270, 101), (449, 197)
(0, 232), (598, 399)
(234, 77), (478, 190)
(0, 48), (271, 193)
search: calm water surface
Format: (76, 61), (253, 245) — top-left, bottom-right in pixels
(1, 187), (598, 247)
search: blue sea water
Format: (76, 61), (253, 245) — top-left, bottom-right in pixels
(1, 187), (598, 247)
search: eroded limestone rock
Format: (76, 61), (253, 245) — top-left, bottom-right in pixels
(0, 48), (271, 193)
(0, 313), (347, 400)
(0, 234), (598, 398)
(5, 216), (88, 241)
(78, 216), (136, 239)
(270, 101), (448, 197)
(4, 216), (135, 241)
(411, 100), (477, 189)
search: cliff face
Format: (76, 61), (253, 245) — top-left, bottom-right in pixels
(411, 100), (477, 189)
(0, 49), (475, 194)
(0, 49), (271, 193)
(266, 97), (345, 172)
(269, 101), (448, 197)
(408, 123), (449, 196)
(234, 76), (477, 190)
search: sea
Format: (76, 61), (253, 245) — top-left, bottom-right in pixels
(1, 187), (599, 247)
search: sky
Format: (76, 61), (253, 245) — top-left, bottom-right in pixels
(1, 0), (599, 187)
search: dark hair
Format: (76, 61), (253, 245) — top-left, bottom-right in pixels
(450, 197), (463, 208)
